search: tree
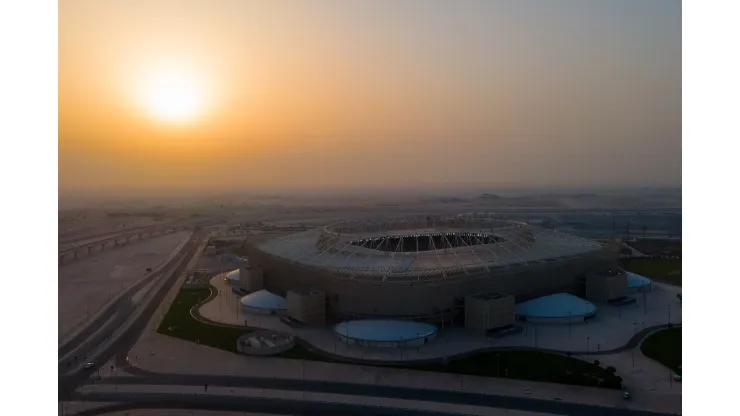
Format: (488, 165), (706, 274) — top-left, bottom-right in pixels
(606, 366), (617, 373)
(593, 359), (601, 366)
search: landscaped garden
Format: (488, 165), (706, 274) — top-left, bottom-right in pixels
(640, 327), (681, 373)
(621, 258), (682, 286)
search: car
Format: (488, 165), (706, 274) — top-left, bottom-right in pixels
(83, 362), (95, 370)
(622, 391), (631, 400)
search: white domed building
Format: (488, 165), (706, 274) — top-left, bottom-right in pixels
(240, 290), (287, 315)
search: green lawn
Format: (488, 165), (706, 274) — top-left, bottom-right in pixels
(640, 327), (681, 373)
(626, 240), (682, 257)
(157, 289), (252, 352)
(621, 258), (682, 286)
(412, 351), (622, 389)
(159, 289), (622, 389)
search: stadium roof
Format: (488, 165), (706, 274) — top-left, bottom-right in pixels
(515, 293), (596, 319)
(256, 213), (605, 281)
(240, 290), (287, 310)
(626, 272), (652, 288)
(333, 320), (437, 342)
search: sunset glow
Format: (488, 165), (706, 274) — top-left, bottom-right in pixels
(59, 0), (681, 192)
(138, 69), (208, 124)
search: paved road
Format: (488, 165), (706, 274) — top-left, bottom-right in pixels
(59, 232), (203, 396)
(88, 376), (676, 416)
(69, 392), (468, 416)
(59, 232), (198, 360)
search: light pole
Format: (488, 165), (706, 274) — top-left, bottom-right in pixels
(668, 304), (672, 324)
(643, 292), (647, 316)
(586, 337), (590, 354)
(632, 322), (637, 368)
(568, 311), (572, 337)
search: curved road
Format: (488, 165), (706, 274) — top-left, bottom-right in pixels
(69, 393), (467, 416)
(85, 376), (674, 416)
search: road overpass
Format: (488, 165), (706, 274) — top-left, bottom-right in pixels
(59, 225), (192, 265)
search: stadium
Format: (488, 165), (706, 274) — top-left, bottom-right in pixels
(244, 213), (623, 324)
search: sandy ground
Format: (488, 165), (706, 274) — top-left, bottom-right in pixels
(59, 231), (191, 344)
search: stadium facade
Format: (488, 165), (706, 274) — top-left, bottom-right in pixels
(244, 213), (623, 323)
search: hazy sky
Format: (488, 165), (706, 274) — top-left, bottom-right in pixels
(59, 0), (681, 193)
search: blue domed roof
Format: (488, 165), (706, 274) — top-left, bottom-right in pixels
(240, 290), (286, 310)
(626, 272), (652, 288)
(333, 320), (437, 342)
(516, 293), (596, 319)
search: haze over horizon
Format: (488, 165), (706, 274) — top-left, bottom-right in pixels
(60, 0), (681, 194)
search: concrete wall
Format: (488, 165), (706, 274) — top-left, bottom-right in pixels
(287, 289), (326, 325)
(241, 267), (264, 292)
(585, 272), (628, 303)
(524, 315), (593, 324)
(242, 305), (286, 316)
(465, 294), (515, 332)
(336, 332), (438, 348)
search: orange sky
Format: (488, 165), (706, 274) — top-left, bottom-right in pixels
(59, 0), (681, 193)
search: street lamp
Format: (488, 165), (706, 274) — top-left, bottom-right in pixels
(668, 304), (672, 324)
(632, 322), (637, 368)
(568, 311), (572, 337)
(586, 337), (591, 354)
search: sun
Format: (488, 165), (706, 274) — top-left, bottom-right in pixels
(140, 69), (207, 124)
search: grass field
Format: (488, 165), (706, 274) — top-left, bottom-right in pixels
(158, 288), (622, 389)
(640, 327), (681, 373)
(626, 240), (682, 257)
(157, 289), (252, 352)
(621, 258), (682, 286)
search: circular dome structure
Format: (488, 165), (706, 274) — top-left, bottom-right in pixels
(515, 293), (597, 324)
(244, 213), (617, 321)
(240, 290), (287, 315)
(626, 272), (653, 293)
(225, 269), (241, 284)
(334, 319), (438, 348)
(237, 330), (295, 355)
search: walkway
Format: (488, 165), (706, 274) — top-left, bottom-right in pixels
(199, 275), (682, 363)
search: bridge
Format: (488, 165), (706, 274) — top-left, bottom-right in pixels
(58, 226), (191, 265)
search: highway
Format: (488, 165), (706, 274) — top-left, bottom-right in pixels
(59, 230), (203, 396)
(58, 231), (199, 360)
(86, 376), (675, 416)
(68, 392), (468, 416)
